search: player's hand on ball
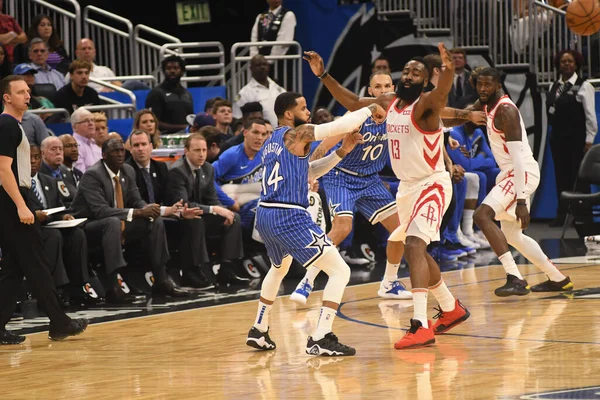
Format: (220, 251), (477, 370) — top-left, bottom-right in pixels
(303, 51), (325, 77)
(368, 103), (387, 124)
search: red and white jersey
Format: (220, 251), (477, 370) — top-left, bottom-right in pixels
(387, 96), (445, 182)
(484, 95), (536, 172)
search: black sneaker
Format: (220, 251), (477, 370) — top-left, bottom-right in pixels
(48, 318), (88, 341)
(246, 327), (276, 350)
(0, 330), (25, 345)
(340, 249), (371, 266)
(494, 274), (531, 297)
(306, 332), (356, 356)
(530, 276), (574, 292)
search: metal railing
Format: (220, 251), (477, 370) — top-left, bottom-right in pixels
(451, 0), (490, 51)
(415, 0), (451, 34)
(375, 0), (412, 18)
(229, 41), (302, 99)
(82, 6), (134, 77)
(133, 24), (182, 76)
(101, 75), (158, 88)
(159, 42), (225, 87)
(6, 0), (81, 58)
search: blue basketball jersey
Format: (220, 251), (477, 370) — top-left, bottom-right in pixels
(333, 116), (389, 175)
(212, 143), (263, 184)
(260, 126), (309, 208)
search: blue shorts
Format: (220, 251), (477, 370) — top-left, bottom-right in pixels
(322, 169), (396, 224)
(256, 204), (333, 267)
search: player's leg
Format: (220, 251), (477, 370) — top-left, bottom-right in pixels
(443, 178), (476, 256)
(500, 220), (573, 291)
(473, 177), (530, 296)
(457, 172), (482, 249)
(465, 171), (491, 248)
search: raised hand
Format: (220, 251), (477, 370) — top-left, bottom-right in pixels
(303, 51), (325, 77)
(438, 42), (453, 70)
(368, 103), (387, 124)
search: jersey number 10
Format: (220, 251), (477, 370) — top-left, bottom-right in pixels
(361, 143), (384, 161)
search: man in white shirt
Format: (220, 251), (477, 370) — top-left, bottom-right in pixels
(64, 38), (119, 93)
(232, 55), (286, 127)
(250, 0), (296, 57)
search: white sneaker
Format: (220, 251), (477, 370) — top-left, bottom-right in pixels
(340, 249), (371, 265)
(377, 279), (413, 299)
(471, 231), (491, 249)
(290, 278), (313, 305)
(457, 230), (481, 249)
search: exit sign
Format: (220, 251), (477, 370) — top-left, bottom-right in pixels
(176, 1), (211, 25)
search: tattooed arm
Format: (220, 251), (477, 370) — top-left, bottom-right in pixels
(441, 107), (487, 127)
(309, 136), (343, 162)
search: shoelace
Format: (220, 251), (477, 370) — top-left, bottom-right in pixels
(389, 280), (405, 291)
(433, 306), (443, 320)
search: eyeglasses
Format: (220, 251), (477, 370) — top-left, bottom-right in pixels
(75, 118), (94, 125)
(63, 143), (79, 148)
(31, 49), (47, 54)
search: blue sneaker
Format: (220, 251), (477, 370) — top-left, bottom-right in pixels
(378, 279), (413, 299)
(290, 278), (313, 305)
(429, 246), (459, 263)
(445, 242), (475, 256)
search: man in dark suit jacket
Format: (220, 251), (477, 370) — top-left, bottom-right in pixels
(447, 48), (478, 109)
(59, 134), (83, 196)
(167, 132), (247, 286)
(28, 144), (97, 305)
(71, 138), (189, 303)
(39, 136), (77, 207)
(126, 130), (213, 289)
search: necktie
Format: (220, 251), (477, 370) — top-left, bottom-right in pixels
(73, 170), (79, 187)
(456, 76), (463, 97)
(557, 82), (571, 97)
(141, 167), (155, 204)
(52, 169), (61, 179)
(263, 12), (274, 28)
(114, 176), (125, 239)
(31, 178), (43, 206)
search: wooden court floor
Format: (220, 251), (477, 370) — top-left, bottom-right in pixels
(1, 262), (600, 400)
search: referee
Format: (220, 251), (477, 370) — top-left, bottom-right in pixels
(0, 75), (87, 344)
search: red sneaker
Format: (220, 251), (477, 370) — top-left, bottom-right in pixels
(394, 319), (435, 350)
(432, 299), (470, 335)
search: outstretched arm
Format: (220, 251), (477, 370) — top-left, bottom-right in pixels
(421, 43), (455, 112)
(303, 51), (393, 111)
(308, 131), (363, 181)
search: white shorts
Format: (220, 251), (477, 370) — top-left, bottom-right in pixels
(482, 167), (540, 222)
(389, 171), (452, 244)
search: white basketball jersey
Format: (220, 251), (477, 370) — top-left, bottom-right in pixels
(484, 95), (536, 172)
(387, 97), (445, 182)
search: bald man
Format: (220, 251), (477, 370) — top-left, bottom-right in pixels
(64, 38), (119, 93)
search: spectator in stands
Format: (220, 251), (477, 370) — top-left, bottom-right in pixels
(167, 133), (247, 286)
(204, 96), (224, 113)
(53, 60), (101, 116)
(145, 55), (193, 133)
(126, 130), (214, 289)
(199, 125), (223, 163)
(25, 38), (64, 91)
(71, 138), (190, 303)
(93, 111), (109, 149)
(250, 0), (297, 57)
(0, 45), (12, 80)
(264, 120), (273, 136)
(232, 55), (285, 127)
(212, 99), (234, 141)
(547, 49), (598, 227)
(39, 136), (77, 206)
(0, 3), (27, 62)
(185, 111), (215, 133)
(20, 111), (49, 146)
(312, 107), (333, 125)
(231, 118), (244, 137)
(59, 134), (82, 191)
(448, 48), (477, 109)
(14, 63), (55, 119)
(71, 107), (101, 172)
(28, 143), (96, 305)
(220, 102), (264, 155)
(65, 38), (119, 93)
(15, 15), (70, 74)
(133, 109), (162, 149)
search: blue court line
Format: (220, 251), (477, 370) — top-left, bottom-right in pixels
(337, 263), (600, 345)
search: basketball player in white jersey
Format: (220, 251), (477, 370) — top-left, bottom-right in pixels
(305, 43), (472, 350)
(471, 68), (573, 296)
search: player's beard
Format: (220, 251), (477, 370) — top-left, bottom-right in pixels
(293, 116), (307, 127)
(396, 81), (425, 103)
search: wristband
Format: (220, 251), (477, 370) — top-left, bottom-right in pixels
(319, 71), (328, 79)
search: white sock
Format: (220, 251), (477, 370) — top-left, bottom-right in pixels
(253, 301), (272, 332)
(384, 261), (400, 282)
(312, 306), (337, 340)
(304, 266), (320, 285)
(429, 279), (456, 312)
(462, 210), (475, 236)
(499, 252), (523, 279)
(412, 289), (429, 328)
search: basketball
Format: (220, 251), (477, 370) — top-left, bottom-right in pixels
(566, 0), (600, 36)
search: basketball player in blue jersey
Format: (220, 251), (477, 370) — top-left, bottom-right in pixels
(290, 71), (412, 305)
(246, 92), (387, 356)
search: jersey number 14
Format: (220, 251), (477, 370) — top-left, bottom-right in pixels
(262, 161), (284, 194)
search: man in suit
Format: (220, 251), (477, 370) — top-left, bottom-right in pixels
(126, 130), (212, 289)
(167, 132), (247, 286)
(71, 138), (190, 303)
(59, 134), (83, 196)
(38, 136), (76, 207)
(447, 48), (478, 109)
(28, 144), (99, 305)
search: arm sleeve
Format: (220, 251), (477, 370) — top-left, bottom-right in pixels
(578, 81), (598, 144)
(308, 151), (342, 181)
(271, 12), (297, 56)
(314, 107), (372, 140)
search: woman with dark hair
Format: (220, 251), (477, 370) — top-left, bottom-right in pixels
(547, 49), (597, 227)
(0, 45), (13, 80)
(14, 15), (71, 74)
(133, 109), (162, 149)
